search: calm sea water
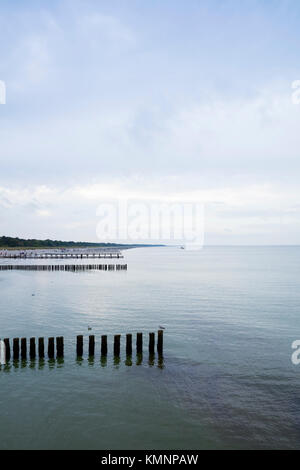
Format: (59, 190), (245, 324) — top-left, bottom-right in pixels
(0, 246), (300, 450)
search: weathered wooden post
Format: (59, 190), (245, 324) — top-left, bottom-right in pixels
(30, 337), (36, 359)
(13, 338), (19, 360)
(149, 332), (155, 355)
(56, 337), (64, 357)
(136, 333), (143, 354)
(101, 335), (107, 356)
(38, 337), (44, 358)
(4, 338), (10, 361)
(77, 335), (83, 356)
(89, 335), (95, 356)
(126, 333), (132, 356)
(157, 330), (163, 355)
(114, 335), (121, 357)
(48, 337), (55, 359)
(21, 338), (27, 360)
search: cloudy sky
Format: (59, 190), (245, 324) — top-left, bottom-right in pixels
(0, 0), (300, 244)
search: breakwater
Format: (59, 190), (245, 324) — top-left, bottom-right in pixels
(0, 252), (123, 259)
(0, 331), (164, 362)
(0, 264), (127, 271)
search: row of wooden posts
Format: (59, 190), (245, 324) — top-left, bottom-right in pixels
(0, 264), (127, 271)
(1, 331), (163, 361)
(0, 253), (123, 259)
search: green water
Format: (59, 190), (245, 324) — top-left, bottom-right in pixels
(1, 246), (300, 449)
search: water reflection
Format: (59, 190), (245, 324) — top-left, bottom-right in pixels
(0, 363), (11, 373)
(125, 355), (132, 366)
(76, 356), (84, 366)
(113, 356), (121, 368)
(48, 358), (56, 369)
(1, 353), (165, 370)
(157, 354), (164, 369)
(88, 356), (94, 367)
(100, 356), (107, 367)
(56, 357), (64, 368)
(136, 353), (143, 366)
(148, 353), (155, 367)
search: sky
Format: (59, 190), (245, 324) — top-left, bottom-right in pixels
(0, 0), (300, 245)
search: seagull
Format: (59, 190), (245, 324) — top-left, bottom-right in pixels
(159, 326), (165, 330)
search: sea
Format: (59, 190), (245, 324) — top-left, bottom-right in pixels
(0, 246), (300, 450)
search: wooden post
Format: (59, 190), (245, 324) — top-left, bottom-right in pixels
(30, 337), (36, 359)
(13, 338), (19, 360)
(38, 337), (44, 358)
(114, 335), (121, 357)
(56, 337), (64, 357)
(77, 335), (83, 356)
(4, 338), (10, 361)
(21, 338), (27, 360)
(88, 335), (95, 356)
(136, 333), (143, 354)
(101, 335), (107, 356)
(149, 332), (155, 355)
(157, 330), (163, 355)
(48, 337), (54, 359)
(126, 333), (132, 355)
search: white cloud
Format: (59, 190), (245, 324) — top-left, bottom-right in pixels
(36, 209), (52, 217)
(0, 180), (299, 244)
(153, 86), (300, 171)
(1, 2), (300, 244)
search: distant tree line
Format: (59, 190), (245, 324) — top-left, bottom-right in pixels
(0, 236), (163, 249)
(0, 236), (123, 248)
